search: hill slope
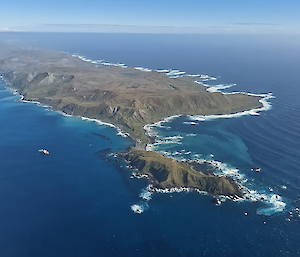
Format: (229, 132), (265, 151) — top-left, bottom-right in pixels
(0, 47), (262, 143)
(126, 149), (242, 196)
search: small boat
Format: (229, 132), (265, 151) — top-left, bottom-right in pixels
(251, 167), (261, 172)
(39, 149), (49, 155)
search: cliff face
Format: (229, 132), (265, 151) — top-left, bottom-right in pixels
(0, 48), (262, 143)
(126, 149), (242, 196)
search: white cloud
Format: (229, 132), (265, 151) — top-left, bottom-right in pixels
(0, 27), (11, 31)
(0, 27), (19, 32)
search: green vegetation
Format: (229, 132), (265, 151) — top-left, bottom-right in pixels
(126, 149), (242, 196)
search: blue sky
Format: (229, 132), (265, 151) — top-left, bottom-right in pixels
(1, 0), (300, 33)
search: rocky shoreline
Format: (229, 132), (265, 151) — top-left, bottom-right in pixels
(124, 149), (243, 197)
(0, 45), (265, 200)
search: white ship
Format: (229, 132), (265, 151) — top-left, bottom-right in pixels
(38, 149), (49, 155)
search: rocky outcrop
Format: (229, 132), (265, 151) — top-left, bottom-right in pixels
(125, 149), (242, 197)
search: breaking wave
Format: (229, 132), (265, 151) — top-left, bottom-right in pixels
(131, 202), (149, 214)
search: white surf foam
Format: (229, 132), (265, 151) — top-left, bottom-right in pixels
(183, 121), (199, 125)
(80, 116), (130, 138)
(256, 194), (286, 215)
(188, 93), (274, 122)
(70, 53), (220, 87)
(155, 69), (170, 73)
(186, 74), (202, 77)
(72, 53), (128, 69)
(139, 185), (153, 201)
(154, 135), (183, 146)
(135, 67), (152, 72)
(131, 202), (149, 214)
(194, 75), (217, 82)
(205, 84), (237, 93)
(194, 81), (206, 86)
(116, 127), (130, 138)
(164, 70), (186, 78)
(56, 111), (72, 117)
(80, 116), (116, 128)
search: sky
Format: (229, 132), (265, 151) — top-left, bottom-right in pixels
(1, 0), (300, 34)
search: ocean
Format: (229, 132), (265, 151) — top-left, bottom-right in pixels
(0, 33), (300, 256)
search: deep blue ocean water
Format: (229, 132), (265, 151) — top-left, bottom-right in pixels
(0, 33), (300, 256)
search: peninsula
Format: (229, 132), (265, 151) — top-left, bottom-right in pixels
(0, 46), (262, 197)
(125, 149), (242, 197)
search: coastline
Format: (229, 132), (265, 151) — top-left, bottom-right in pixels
(0, 47), (265, 143)
(144, 92), (273, 152)
(0, 48), (281, 214)
(126, 91), (284, 214)
(2, 77), (273, 202)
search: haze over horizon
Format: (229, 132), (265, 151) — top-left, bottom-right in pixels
(1, 0), (300, 34)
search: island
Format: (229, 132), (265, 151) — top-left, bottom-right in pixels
(0, 45), (262, 198)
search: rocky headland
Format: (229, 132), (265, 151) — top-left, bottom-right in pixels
(125, 149), (242, 196)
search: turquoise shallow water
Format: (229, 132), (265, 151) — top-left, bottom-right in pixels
(0, 33), (300, 256)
